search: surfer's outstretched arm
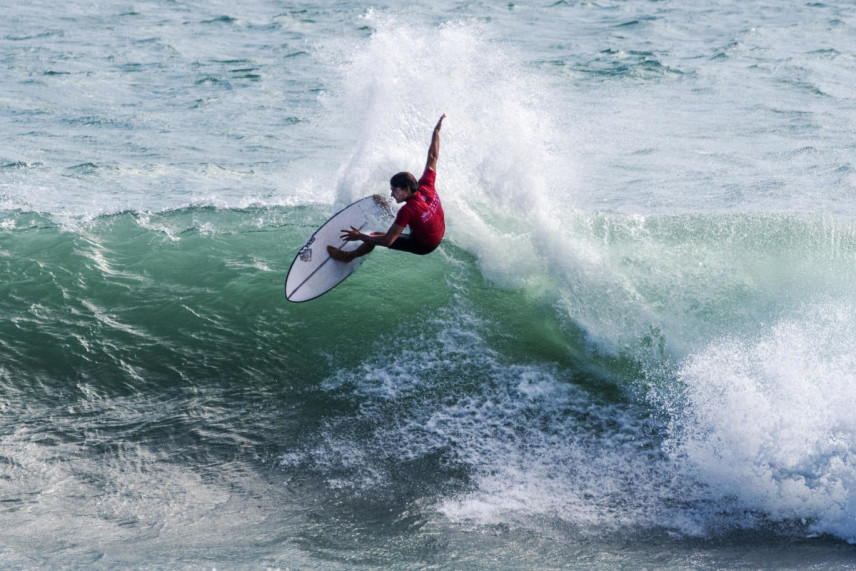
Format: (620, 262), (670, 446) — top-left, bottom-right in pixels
(328, 222), (405, 262)
(341, 223), (405, 248)
(424, 114), (445, 173)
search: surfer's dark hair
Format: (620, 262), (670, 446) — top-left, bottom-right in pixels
(390, 172), (418, 194)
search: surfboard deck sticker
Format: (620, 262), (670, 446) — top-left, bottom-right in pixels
(285, 195), (393, 302)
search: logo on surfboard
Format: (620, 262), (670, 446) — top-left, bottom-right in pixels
(298, 236), (315, 262)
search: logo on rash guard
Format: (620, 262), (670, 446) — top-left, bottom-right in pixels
(421, 195), (441, 222)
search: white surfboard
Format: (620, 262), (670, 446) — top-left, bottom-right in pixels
(285, 195), (393, 302)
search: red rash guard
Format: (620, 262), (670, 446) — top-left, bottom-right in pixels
(393, 168), (445, 249)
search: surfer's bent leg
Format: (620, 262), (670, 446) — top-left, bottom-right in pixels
(387, 234), (436, 256)
(327, 242), (375, 262)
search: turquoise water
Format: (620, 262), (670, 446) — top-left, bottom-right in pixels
(2, 1), (856, 568)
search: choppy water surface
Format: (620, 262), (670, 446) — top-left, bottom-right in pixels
(2, 1), (856, 568)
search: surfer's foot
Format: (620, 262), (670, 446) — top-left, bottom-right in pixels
(327, 245), (357, 263)
(372, 194), (393, 216)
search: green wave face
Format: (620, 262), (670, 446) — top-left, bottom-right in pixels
(3, 205), (856, 551)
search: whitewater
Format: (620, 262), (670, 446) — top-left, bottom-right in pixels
(2, 0), (856, 568)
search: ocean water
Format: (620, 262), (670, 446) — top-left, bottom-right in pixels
(2, 0), (856, 568)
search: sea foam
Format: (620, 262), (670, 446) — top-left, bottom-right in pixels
(669, 301), (856, 542)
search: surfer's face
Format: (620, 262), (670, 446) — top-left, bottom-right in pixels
(390, 186), (411, 204)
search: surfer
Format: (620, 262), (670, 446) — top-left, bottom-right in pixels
(328, 114), (447, 262)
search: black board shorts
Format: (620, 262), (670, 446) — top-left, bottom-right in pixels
(388, 234), (438, 256)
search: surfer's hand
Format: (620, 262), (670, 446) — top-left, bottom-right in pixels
(341, 226), (363, 242)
